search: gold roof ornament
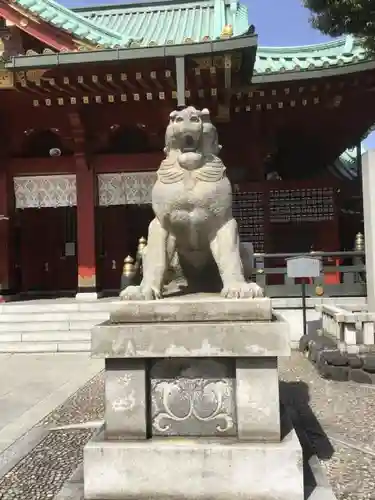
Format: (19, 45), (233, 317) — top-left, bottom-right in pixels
(220, 24), (233, 39)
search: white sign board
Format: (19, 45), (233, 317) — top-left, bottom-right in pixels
(286, 256), (321, 279)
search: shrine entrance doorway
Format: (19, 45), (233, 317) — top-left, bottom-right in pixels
(16, 207), (77, 295)
(96, 205), (153, 294)
(96, 172), (155, 294)
(13, 175), (78, 296)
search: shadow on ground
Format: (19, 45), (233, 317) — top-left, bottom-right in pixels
(281, 381), (335, 499)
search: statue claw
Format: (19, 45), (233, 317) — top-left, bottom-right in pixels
(221, 282), (264, 299)
(120, 285), (162, 301)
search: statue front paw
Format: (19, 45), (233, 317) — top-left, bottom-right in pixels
(221, 281), (264, 299)
(120, 285), (162, 301)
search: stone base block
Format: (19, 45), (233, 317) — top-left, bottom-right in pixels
(83, 429), (304, 500)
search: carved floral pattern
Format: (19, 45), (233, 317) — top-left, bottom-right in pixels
(14, 175), (77, 209)
(151, 359), (236, 436)
(98, 172), (157, 206)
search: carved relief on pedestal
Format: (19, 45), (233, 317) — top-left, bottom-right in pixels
(13, 174), (77, 209)
(150, 359), (236, 437)
(98, 172), (157, 206)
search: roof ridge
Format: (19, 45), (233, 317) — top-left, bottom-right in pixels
(257, 35), (364, 55)
(73, 0), (213, 13)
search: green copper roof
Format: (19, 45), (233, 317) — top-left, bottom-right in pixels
(74, 0), (249, 46)
(14, 0), (249, 48)
(14, 0), (123, 46)
(6, 0), (374, 75)
(254, 36), (368, 75)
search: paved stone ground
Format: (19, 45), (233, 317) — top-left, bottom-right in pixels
(0, 352), (374, 499)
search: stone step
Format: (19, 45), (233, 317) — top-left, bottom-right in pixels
(0, 319), (105, 332)
(0, 340), (91, 353)
(0, 311), (110, 323)
(0, 330), (91, 343)
(0, 300), (120, 315)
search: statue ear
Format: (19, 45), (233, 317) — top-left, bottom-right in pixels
(200, 108), (210, 118)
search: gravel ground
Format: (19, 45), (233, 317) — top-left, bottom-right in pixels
(0, 429), (93, 500)
(39, 372), (104, 428)
(0, 353), (374, 500)
(280, 352), (375, 500)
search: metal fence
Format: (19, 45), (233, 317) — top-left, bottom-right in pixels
(252, 251), (366, 297)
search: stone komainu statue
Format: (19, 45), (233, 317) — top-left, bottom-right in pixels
(121, 106), (263, 300)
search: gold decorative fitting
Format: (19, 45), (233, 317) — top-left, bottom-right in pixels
(234, 106), (240, 113)
(185, 90), (190, 98)
(220, 24), (233, 38)
(146, 93), (152, 100)
(70, 97), (76, 105)
(106, 74), (113, 81)
(302, 99), (307, 106)
(278, 102), (283, 108)
(133, 93), (140, 101)
(19, 18), (28, 27)
(136, 72), (142, 80)
(108, 95), (114, 103)
(123, 255), (136, 277)
(290, 100), (296, 107)
(137, 237), (147, 257)
(313, 97), (320, 104)
(120, 94), (127, 101)
(284, 88), (290, 95)
(198, 89), (204, 98)
(211, 88), (217, 96)
(95, 96), (102, 103)
(355, 232), (364, 252)
(92, 75), (98, 82)
(315, 286), (324, 297)
(245, 105), (251, 112)
(159, 92), (165, 100)
(150, 71), (157, 79)
(272, 89), (276, 96)
(83, 96), (89, 104)
(45, 98), (51, 106)
(172, 90), (177, 99)
(78, 76), (84, 83)
(33, 100), (39, 107)
(57, 98), (64, 106)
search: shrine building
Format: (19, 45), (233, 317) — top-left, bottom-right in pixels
(0, 0), (372, 299)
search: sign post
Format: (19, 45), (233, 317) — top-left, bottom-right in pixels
(286, 256), (321, 337)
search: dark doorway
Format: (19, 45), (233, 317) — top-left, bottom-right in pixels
(15, 207), (77, 296)
(96, 204), (154, 294)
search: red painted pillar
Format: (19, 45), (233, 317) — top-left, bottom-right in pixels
(0, 169), (14, 300)
(75, 156), (97, 298)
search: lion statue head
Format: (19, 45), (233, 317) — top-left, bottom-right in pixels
(164, 107), (222, 170)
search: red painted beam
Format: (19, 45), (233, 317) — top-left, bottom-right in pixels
(0, 0), (77, 52)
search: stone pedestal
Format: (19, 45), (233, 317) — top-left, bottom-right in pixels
(84, 296), (304, 500)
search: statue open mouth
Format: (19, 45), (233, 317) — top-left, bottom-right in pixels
(181, 134), (197, 153)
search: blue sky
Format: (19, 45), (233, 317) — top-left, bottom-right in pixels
(62, 0), (374, 148)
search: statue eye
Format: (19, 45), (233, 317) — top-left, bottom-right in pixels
(190, 115), (200, 122)
(175, 116), (183, 122)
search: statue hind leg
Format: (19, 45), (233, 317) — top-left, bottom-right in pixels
(209, 217), (263, 299)
(120, 218), (176, 300)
